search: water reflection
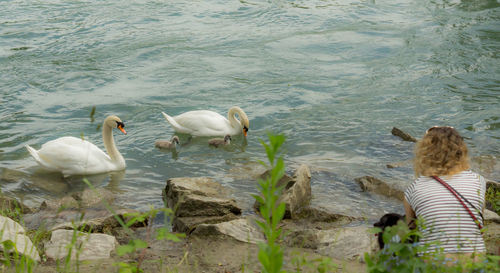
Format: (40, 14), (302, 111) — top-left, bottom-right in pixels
(0, 167), (126, 196)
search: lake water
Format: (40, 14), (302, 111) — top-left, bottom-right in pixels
(1, 0), (499, 221)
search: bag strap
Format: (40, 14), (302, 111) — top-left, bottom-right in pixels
(431, 176), (483, 231)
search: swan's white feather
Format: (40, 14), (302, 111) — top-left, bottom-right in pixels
(162, 110), (241, 136)
(27, 136), (120, 176)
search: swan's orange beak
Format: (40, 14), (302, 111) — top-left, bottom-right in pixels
(243, 126), (248, 137)
(118, 124), (127, 135)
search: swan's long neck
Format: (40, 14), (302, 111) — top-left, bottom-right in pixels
(102, 124), (125, 165)
(228, 107), (242, 129)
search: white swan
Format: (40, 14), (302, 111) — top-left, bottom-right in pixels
(161, 106), (249, 137)
(25, 115), (127, 176)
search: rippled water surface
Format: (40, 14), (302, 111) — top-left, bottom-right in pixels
(1, 0), (499, 220)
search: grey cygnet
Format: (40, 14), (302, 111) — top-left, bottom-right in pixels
(155, 136), (180, 149)
(208, 134), (231, 147)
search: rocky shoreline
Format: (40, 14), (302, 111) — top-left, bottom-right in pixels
(0, 162), (499, 272)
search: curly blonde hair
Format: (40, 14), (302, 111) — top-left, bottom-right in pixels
(414, 126), (469, 177)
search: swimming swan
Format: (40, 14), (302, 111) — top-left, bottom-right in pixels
(25, 115), (127, 176)
(161, 106), (249, 137)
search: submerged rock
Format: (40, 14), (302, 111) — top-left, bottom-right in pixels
(74, 188), (115, 208)
(290, 206), (357, 226)
(386, 159), (412, 169)
(24, 207), (145, 232)
(0, 194), (32, 215)
(226, 162), (267, 180)
(354, 176), (404, 201)
(40, 195), (79, 210)
(25, 187), (145, 232)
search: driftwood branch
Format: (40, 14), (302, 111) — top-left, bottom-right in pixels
(391, 127), (417, 142)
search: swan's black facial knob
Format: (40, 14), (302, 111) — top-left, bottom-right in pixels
(116, 121), (127, 135)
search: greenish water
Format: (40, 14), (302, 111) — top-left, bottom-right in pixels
(1, 0), (499, 220)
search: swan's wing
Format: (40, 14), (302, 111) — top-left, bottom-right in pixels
(36, 137), (111, 174)
(162, 112), (192, 133)
(173, 110), (232, 136)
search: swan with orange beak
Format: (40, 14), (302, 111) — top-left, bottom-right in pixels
(161, 106), (249, 137)
(25, 115), (127, 176)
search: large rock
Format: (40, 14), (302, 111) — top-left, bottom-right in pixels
(485, 209), (500, 224)
(0, 216), (40, 262)
(279, 165), (312, 218)
(163, 177), (241, 217)
(45, 229), (118, 261)
(355, 176), (404, 201)
(191, 217), (265, 244)
(285, 226), (377, 261)
(254, 165), (312, 219)
(315, 226), (378, 260)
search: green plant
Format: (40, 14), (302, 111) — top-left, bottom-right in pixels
(365, 219), (500, 273)
(114, 206), (185, 273)
(253, 133), (287, 273)
(59, 220), (88, 273)
(486, 186), (500, 215)
(81, 179), (185, 273)
(0, 239), (36, 273)
(291, 251), (338, 273)
(0, 206), (38, 273)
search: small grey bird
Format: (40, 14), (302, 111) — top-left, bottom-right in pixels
(155, 136), (180, 149)
(208, 134), (231, 147)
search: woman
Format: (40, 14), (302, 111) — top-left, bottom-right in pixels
(404, 126), (486, 256)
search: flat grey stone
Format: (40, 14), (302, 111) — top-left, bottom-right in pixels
(191, 217), (265, 244)
(0, 216), (40, 262)
(45, 229), (118, 261)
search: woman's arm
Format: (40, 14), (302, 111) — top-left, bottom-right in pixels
(404, 197), (416, 229)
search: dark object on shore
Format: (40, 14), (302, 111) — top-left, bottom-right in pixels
(208, 134), (231, 147)
(374, 213), (405, 249)
(155, 136), (180, 149)
(391, 127), (417, 142)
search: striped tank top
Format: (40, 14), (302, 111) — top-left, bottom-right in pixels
(404, 170), (486, 253)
